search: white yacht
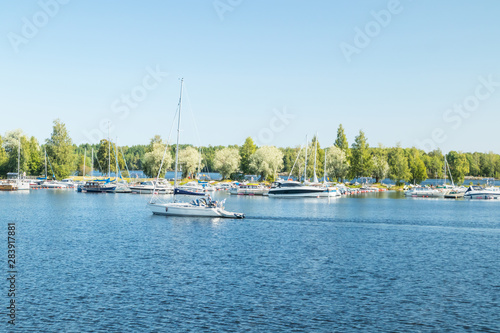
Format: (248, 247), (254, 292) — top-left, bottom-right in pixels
(463, 186), (500, 200)
(41, 181), (68, 189)
(230, 184), (269, 196)
(130, 180), (174, 194)
(176, 181), (205, 194)
(268, 181), (339, 198)
(149, 196), (244, 218)
(215, 182), (235, 191)
(404, 187), (444, 198)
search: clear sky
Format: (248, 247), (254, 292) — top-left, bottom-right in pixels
(1, 0), (499, 153)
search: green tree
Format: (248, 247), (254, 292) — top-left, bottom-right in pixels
(325, 146), (350, 182)
(372, 155), (389, 183)
(239, 137), (257, 175)
(465, 152), (481, 177)
(45, 119), (75, 179)
(407, 148), (428, 184)
(26, 136), (43, 175)
(143, 141), (172, 178)
(96, 139), (113, 175)
(2, 130), (29, 175)
(425, 149), (444, 180)
(334, 124), (350, 157)
(446, 151), (469, 185)
(480, 152), (496, 177)
(388, 145), (411, 185)
(179, 146), (201, 178)
(350, 130), (372, 178)
(214, 147), (241, 179)
(249, 146), (284, 181)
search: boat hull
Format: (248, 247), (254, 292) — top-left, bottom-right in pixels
(464, 193), (500, 200)
(230, 189), (268, 196)
(0, 184), (16, 191)
(268, 187), (340, 198)
(148, 203), (244, 218)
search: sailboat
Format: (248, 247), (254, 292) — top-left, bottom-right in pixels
(147, 79), (244, 218)
(81, 146), (116, 193)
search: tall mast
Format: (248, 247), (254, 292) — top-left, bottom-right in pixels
(115, 138), (119, 180)
(174, 78), (184, 188)
(303, 135), (308, 182)
(91, 148), (94, 180)
(83, 148), (86, 180)
(323, 147), (327, 184)
(17, 141), (20, 179)
(197, 147), (201, 180)
(44, 147), (47, 179)
(443, 155), (446, 185)
(313, 133), (318, 183)
(108, 122), (111, 178)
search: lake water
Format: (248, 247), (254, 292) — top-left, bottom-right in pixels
(1, 190), (499, 332)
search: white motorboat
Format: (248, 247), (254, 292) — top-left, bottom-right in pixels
(130, 180), (174, 194)
(147, 79), (244, 218)
(268, 181), (339, 198)
(444, 186), (467, 199)
(230, 184), (269, 196)
(111, 181), (132, 193)
(149, 196), (244, 218)
(230, 184), (268, 196)
(0, 178), (30, 191)
(215, 182), (234, 191)
(464, 186), (500, 200)
(41, 181), (68, 189)
(59, 179), (77, 187)
(404, 187), (444, 198)
(176, 181), (205, 194)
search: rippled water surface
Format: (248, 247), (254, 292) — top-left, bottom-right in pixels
(1, 190), (499, 332)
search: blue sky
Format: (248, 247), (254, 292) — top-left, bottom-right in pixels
(1, 0), (499, 153)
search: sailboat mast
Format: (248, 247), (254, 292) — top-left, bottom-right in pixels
(313, 133), (318, 182)
(174, 78), (184, 188)
(197, 147), (201, 180)
(115, 138), (119, 179)
(83, 148), (86, 179)
(304, 135), (308, 182)
(17, 141), (20, 179)
(91, 148), (94, 180)
(108, 122), (111, 178)
(443, 155), (446, 185)
(44, 147), (47, 179)
(323, 147), (327, 184)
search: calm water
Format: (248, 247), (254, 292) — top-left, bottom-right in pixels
(1, 190), (499, 332)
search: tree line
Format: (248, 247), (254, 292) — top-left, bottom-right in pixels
(1, 120), (500, 185)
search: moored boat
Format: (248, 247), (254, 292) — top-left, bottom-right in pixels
(229, 184), (268, 196)
(404, 186), (444, 198)
(464, 186), (500, 200)
(268, 180), (339, 198)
